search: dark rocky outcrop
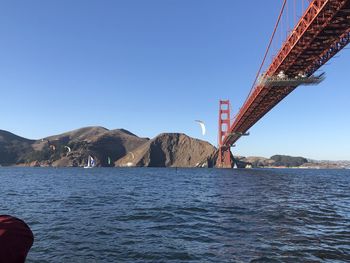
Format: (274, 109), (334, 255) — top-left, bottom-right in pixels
(115, 133), (216, 168)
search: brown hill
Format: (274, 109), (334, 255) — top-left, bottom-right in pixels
(115, 133), (216, 167)
(0, 130), (34, 165)
(234, 155), (308, 168)
(238, 156), (275, 167)
(29, 127), (149, 167)
(1, 128), (217, 167)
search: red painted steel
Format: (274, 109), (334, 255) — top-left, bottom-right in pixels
(221, 0), (350, 150)
(218, 100), (232, 168)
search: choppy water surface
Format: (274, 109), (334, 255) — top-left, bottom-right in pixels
(1, 168), (350, 262)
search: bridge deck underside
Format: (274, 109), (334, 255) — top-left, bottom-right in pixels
(224, 0), (350, 146)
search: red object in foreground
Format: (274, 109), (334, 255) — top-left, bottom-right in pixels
(0, 215), (34, 263)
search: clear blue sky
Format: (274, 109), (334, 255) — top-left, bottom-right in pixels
(0, 0), (349, 160)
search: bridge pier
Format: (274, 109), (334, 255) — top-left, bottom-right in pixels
(218, 146), (232, 168)
(217, 100), (232, 168)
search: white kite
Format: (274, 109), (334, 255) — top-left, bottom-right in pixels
(128, 152), (135, 160)
(195, 120), (206, 136)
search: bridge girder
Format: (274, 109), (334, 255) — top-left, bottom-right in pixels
(222, 0), (350, 148)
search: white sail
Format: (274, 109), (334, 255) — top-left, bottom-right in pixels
(195, 120), (206, 136)
(90, 156), (95, 167)
(87, 156), (91, 168)
(128, 152), (135, 160)
(64, 146), (71, 153)
(84, 155), (94, 168)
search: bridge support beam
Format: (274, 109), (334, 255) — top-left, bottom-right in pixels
(217, 100), (232, 168)
(218, 146), (232, 168)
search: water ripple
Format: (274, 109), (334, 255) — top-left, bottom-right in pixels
(0, 167), (349, 262)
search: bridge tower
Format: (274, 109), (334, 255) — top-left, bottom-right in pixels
(218, 100), (232, 168)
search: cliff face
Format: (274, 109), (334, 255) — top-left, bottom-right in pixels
(115, 133), (216, 168)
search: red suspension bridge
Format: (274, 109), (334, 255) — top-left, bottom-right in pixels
(218, 0), (350, 168)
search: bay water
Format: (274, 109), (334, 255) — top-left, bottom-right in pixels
(1, 167), (349, 262)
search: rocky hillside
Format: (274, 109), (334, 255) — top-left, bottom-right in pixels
(7, 127), (148, 167)
(235, 156), (274, 168)
(0, 128), (216, 168)
(235, 155), (308, 168)
(2, 128), (344, 169)
(0, 130), (34, 165)
(115, 133), (216, 168)
(270, 155), (308, 167)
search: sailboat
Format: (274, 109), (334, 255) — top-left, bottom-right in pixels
(233, 162), (238, 169)
(84, 155), (96, 169)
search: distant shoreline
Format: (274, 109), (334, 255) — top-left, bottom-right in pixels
(1, 127), (349, 169)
